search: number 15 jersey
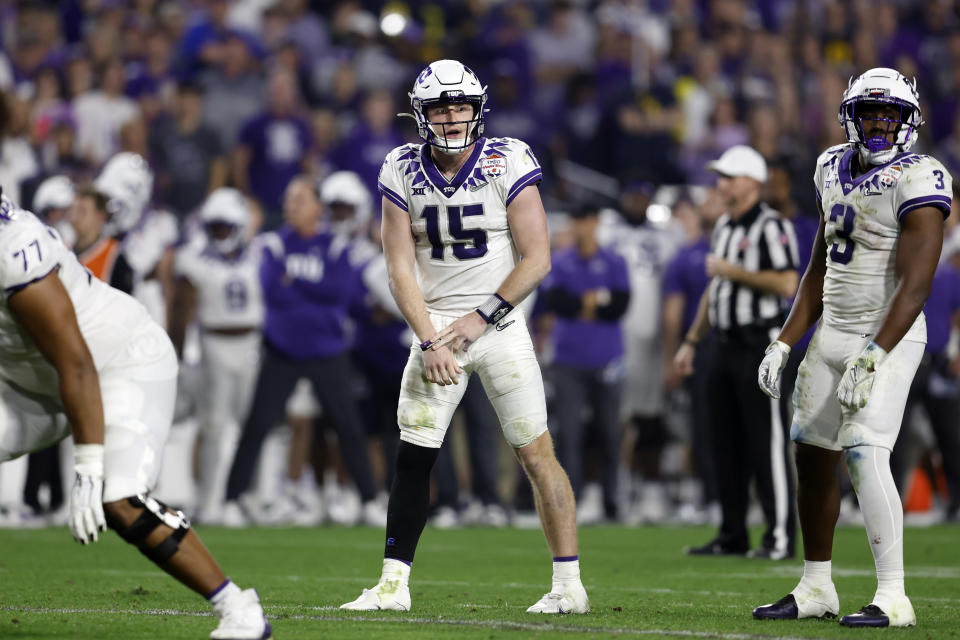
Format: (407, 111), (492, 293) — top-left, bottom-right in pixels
(378, 137), (542, 316)
(814, 143), (952, 341)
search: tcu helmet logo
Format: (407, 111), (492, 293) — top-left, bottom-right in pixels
(417, 66), (433, 86)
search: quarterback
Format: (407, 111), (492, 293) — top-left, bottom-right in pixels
(0, 193), (271, 639)
(754, 68), (951, 627)
(341, 59), (589, 614)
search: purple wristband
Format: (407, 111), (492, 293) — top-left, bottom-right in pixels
(419, 339), (433, 351)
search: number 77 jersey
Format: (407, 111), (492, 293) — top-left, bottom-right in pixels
(814, 143), (952, 341)
(378, 137), (542, 315)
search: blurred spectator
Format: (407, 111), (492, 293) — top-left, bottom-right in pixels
(200, 30), (265, 150)
(73, 58), (138, 165)
(232, 67), (311, 226)
(152, 82), (228, 220)
(0, 92), (40, 204)
(330, 89), (403, 200)
(597, 180), (684, 523)
(543, 203), (631, 522)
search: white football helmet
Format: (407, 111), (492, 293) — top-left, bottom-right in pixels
(320, 171), (371, 237)
(95, 152), (154, 234)
(838, 67), (923, 166)
(200, 187), (250, 254)
(407, 59), (488, 154)
(33, 175), (75, 217)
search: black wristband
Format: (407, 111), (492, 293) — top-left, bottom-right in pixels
(476, 293), (514, 324)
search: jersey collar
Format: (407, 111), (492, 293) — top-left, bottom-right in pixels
(837, 148), (914, 195)
(420, 138), (486, 198)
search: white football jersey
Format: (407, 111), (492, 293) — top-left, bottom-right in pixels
(175, 239), (264, 330)
(814, 143), (952, 341)
(597, 210), (684, 339)
(0, 204), (155, 398)
(378, 137), (543, 315)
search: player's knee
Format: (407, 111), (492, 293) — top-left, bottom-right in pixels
(397, 399), (444, 448)
(395, 440), (441, 474)
(503, 417), (546, 448)
(105, 494), (191, 565)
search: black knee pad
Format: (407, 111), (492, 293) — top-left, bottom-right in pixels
(107, 494), (191, 565)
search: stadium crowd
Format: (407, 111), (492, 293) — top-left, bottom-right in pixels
(0, 0), (958, 531)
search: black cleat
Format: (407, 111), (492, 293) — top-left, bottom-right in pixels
(753, 594), (799, 620)
(685, 539), (748, 556)
(753, 593), (838, 621)
(840, 604), (890, 627)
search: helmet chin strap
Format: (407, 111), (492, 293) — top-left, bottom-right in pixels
(858, 143), (898, 167)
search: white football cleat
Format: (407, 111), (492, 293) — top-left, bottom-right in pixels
(526, 583), (590, 614)
(340, 578), (411, 611)
(210, 588), (272, 639)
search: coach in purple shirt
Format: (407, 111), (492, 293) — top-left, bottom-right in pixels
(543, 204), (630, 521)
(224, 176), (380, 522)
(890, 237), (960, 520)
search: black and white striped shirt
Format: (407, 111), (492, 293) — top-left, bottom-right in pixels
(708, 202), (799, 333)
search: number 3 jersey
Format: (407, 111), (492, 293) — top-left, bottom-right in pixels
(174, 239), (264, 330)
(0, 204), (158, 398)
(378, 137), (542, 315)
(814, 143), (952, 341)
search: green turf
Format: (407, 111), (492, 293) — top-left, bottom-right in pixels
(1, 524), (958, 639)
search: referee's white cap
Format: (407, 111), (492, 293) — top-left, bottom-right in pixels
(708, 145), (768, 184)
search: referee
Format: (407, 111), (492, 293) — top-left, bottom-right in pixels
(674, 145), (799, 559)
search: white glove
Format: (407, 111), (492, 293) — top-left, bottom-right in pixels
(758, 340), (791, 399)
(837, 341), (888, 409)
(69, 444), (107, 544)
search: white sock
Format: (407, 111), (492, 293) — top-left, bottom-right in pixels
(845, 446), (906, 600)
(800, 560), (832, 587)
(208, 579), (241, 608)
(381, 558), (411, 586)
(552, 557), (580, 591)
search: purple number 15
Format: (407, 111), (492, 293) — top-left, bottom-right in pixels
(828, 203), (856, 265)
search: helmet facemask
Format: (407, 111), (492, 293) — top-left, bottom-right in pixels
(838, 70), (923, 166)
(415, 97), (485, 154)
(204, 220), (244, 255)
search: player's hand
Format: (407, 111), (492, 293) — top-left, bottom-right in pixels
(428, 312), (488, 354)
(69, 444), (107, 545)
(673, 342), (696, 378)
(422, 345), (463, 386)
(705, 255), (733, 278)
(758, 340), (791, 399)
(837, 341), (888, 409)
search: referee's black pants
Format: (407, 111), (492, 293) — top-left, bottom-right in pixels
(225, 343), (377, 503)
(706, 331), (795, 555)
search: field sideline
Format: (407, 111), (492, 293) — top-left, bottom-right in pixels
(1, 524), (957, 639)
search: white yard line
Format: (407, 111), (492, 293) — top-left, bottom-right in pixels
(0, 605), (834, 639)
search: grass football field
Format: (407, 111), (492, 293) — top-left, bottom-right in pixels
(1, 524), (957, 639)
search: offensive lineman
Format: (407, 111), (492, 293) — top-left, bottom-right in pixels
(341, 59), (589, 614)
(169, 188), (264, 525)
(753, 68), (951, 627)
(0, 192), (271, 639)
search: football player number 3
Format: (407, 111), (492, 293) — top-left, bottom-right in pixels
(422, 205), (487, 260)
(828, 203), (855, 265)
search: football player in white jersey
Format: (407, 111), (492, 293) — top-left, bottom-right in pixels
(0, 194), (271, 639)
(753, 68), (951, 627)
(169, 188), (264, 525)
(341, 59), (588, 614)
(95, 152), (179, 328)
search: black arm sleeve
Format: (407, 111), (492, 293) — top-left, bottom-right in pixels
(594, 290), (630, 321)
(109, 254), (136, 295)
(543, 287), (583, 318)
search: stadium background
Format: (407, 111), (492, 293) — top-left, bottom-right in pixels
(0, 0), (958, 528)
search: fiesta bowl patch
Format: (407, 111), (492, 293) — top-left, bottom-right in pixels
(879, 165), (902, 188)
(481, 154), (506, 177)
